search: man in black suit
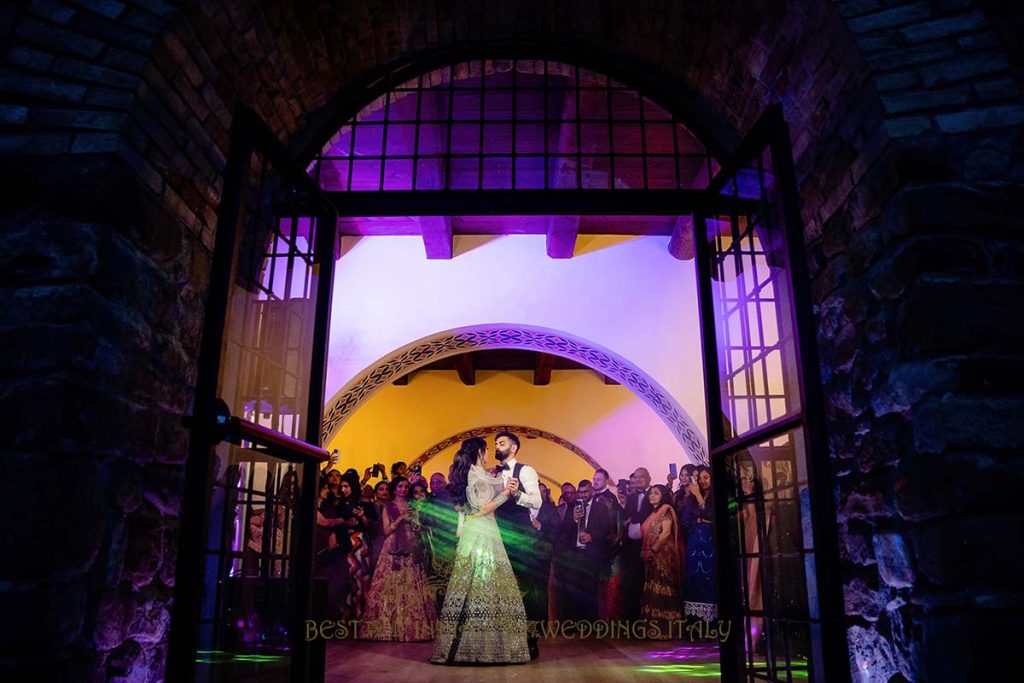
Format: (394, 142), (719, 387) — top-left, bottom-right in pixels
(556, 479), (613, 621)
(621, 467), (653, 621)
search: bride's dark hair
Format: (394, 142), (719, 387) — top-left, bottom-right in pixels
(447, 437), (487, 506)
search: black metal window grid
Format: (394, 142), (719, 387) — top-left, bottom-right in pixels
(697, 114), (848, 682)
(310, 59), (718, 192)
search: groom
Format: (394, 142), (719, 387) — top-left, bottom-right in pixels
(493, 431), (544, 660)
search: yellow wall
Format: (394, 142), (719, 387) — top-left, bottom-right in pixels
(325, 368), (693, 491)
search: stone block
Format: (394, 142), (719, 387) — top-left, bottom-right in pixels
(868, 235), (988, 301)
(844, 575), (892, 621)
(936, 104), (1024, 133)
(900, 12), (986, 42)
(847, 2), (931, 33)
(915, 613), (1016, 681)
(0, 104), (29, 124)
(847, 624), (900, 682)
(898, 280), (1024, 358)
(0, 454), (103, 581)
(920, 52), (1011, 88)
(873, 531), (916, 588)
(16, 17), (105, 57)
(883, 116), (930, 138)
(911, 395), (1024, 454)
(974, 78), (1019, 102)
(52, 56), (139, 89)
(0, 72), (87, 103)
(880, 87), (971, 115)
(8, 44), (57, 71)
(28, 0), (76, 25)
(910, 516), (1023, 588)
(0, 578), (89, 651)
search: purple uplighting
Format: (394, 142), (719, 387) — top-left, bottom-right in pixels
(312, 60), (719, 193)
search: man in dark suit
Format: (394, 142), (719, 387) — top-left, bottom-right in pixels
(556, 479), (613, 621)
(621, 467), (653, 621)
(555, 481), (577, 522)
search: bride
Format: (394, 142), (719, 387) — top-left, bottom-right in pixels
(430, 437), (531, 665)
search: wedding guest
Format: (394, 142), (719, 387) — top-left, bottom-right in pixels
(556, 482), (577, 522)
(640, 484), (684, 637)
(533, 482), (561, 621)
(421, 474), (459, 613)
(368, 480), (391, 573)
(408, 480), (431, 571)
(670, 464), (697, 508)
(682, 466), (717, 620)
(556, 480), (613, 620)
(360, 484), (374, 502)
(622, 467), (653, 621)
(616, 479), (630, 508)
(429, 472), (451, 502)
(592, 469), (618, 509)
(315, 469), (349, 617)
(592, 469), (623, 620)
(361, 477), (438, 640)
(337, 470), (376, 620)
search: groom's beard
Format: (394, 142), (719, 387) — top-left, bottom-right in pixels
(495, 447), (510, 461)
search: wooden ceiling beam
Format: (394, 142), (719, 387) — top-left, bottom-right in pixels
(546, 215), (580, 259)
(419, 215), (453, 259)
(534, 352), (555, 385)
(668, 214), (695, 260)
(453, 352), (476, 385)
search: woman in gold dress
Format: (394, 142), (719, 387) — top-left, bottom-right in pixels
(640, 484), (684, 637)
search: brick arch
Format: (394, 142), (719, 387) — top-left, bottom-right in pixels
(322, 324), (708, 466)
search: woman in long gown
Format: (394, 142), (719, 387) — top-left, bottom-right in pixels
(682, 466), (718, 621)
(431, 438), (531, 665)
(361, 476), (438, 641)
(337, 470), (376, 621)
(640, 484), (684, 637)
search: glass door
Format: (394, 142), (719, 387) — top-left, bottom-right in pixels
(694, 106), (849, 682)
(169, 108), (338, 683)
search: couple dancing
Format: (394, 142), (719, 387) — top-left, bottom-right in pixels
(431, 431), (544, 665)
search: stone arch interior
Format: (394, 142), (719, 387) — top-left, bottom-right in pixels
(169, 48), (849, 683)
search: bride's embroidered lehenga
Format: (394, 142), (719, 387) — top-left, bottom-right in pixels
(431, 465), (530, 664)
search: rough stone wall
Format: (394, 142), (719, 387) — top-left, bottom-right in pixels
(0, 1), (1020, 681)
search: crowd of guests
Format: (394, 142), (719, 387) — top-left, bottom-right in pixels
(312, 455), (720, 641)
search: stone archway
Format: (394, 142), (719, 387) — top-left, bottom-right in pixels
(322, 324), (709, 465)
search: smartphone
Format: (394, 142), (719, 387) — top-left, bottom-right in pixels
(668, 462), (677, 477)
(372, 464), (382, 477)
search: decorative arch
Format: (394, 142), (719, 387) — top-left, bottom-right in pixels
(411, 424), (602, 470)
(322, 324), (709, 465)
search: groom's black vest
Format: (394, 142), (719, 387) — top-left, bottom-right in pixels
(494, 462), (533, 529)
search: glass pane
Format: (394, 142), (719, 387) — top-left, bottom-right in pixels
(384, 123), (416, 156)
(415, 158), (447, 190)
(196, 441), (306, 682)
(705, 200), (802, 441)
(723, 428), (821, 681)
(200, 156), (327, 678)
(220, 210), (323, 435)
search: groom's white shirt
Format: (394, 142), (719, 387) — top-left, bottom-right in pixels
(498, 457), (542, 510)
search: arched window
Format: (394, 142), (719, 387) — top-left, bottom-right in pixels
(310, 59), (719, 192)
